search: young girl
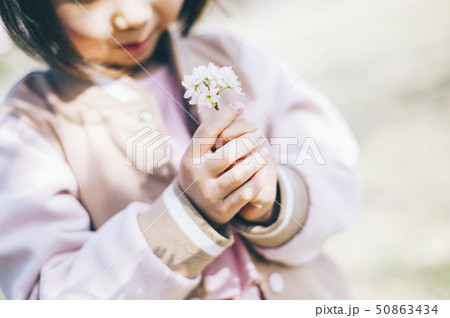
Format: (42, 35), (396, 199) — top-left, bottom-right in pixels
(0, 0), (361, 299)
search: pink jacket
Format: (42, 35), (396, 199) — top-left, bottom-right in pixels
(0, 28), (362, 299)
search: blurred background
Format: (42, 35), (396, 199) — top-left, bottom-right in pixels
(1, 0), (449, 299)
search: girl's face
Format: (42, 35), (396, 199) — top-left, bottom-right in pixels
(51, 0), (184, 67)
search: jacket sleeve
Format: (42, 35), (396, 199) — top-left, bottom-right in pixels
(0, 114), (233, 300)
(230, 38), (362, 266)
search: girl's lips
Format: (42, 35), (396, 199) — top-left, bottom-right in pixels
(120, 33), (153, 52)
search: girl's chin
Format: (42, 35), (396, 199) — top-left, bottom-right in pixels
(116, 49), (155, 67)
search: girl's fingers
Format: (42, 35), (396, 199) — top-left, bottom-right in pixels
(222, 166), (267, 213)
(190, 102), (245, 157)
(217, 117), (258, 144)
(215, 149), (268, 196)
(205, 130), (267, 176)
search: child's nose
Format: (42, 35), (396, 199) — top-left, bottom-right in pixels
(112, 0), (152, 31)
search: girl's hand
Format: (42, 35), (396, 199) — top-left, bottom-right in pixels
(178, 103), (268, 226)
(218, 119), (278, 225)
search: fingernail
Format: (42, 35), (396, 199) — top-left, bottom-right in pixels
(230, 101), (244, 112)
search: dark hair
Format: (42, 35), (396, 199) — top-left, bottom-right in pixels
(0, 0), (208, 78)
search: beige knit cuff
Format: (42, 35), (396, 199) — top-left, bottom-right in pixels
(231, 164), (309, 248)
(138, 179), (234, 278)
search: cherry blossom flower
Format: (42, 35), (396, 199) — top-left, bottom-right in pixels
(182, 63), (244, 111)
